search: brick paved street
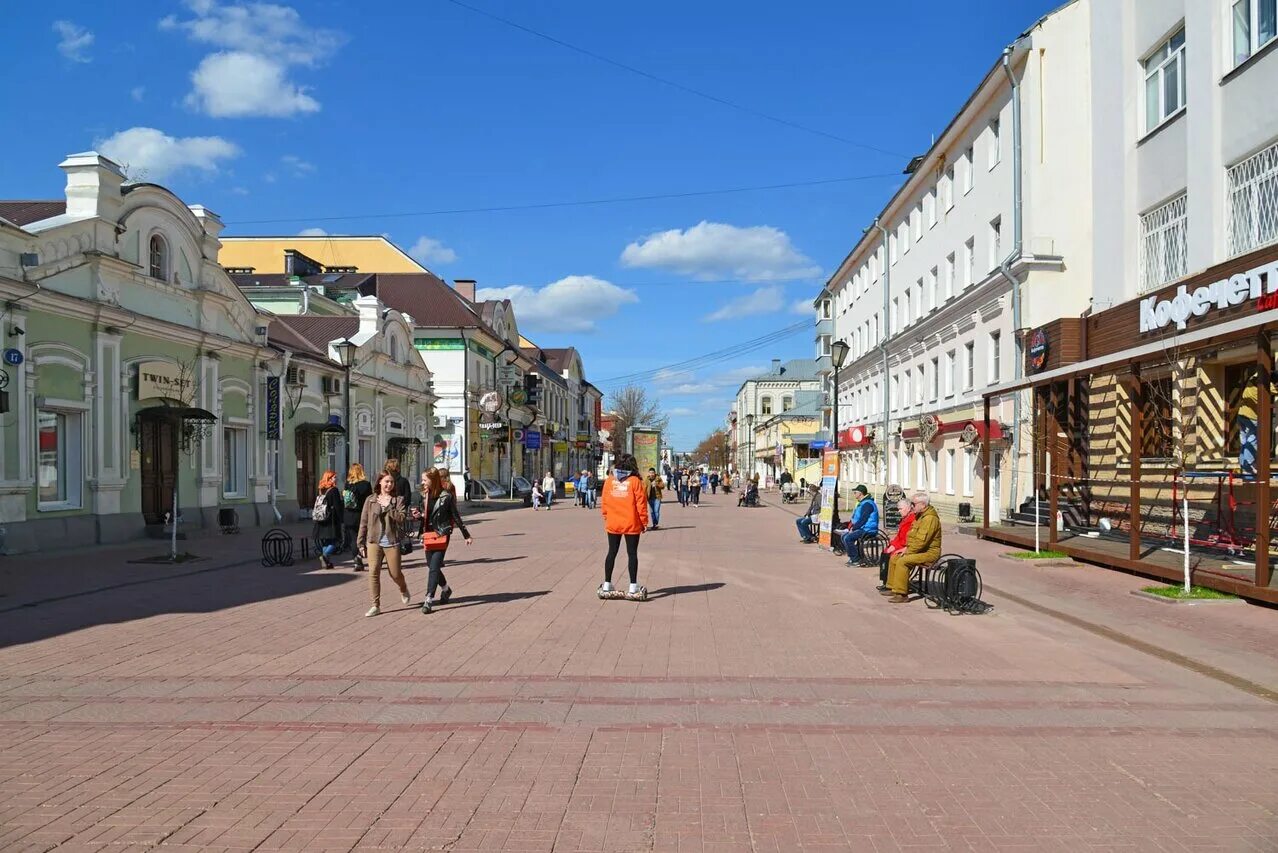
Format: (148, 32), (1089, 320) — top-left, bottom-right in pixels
(1, 493), (1277, 851)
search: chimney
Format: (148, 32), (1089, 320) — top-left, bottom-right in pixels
(454, 279), (477, 303)
(188, 205), (224, 260)
(59, 151), (125, 222)
(354, 294), (382, 339)
(771, 358), (781, 374)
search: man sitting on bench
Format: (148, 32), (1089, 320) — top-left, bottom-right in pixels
(884, 492), (942, 603)
(840, 485), (879, 566)
(795, 484), (821, 543)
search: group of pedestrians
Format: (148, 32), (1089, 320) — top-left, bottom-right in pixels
(311, 458), (473, 618)
(574, 470), (600, 508)
(794, 484), (943, 604)
(665, 466), (722, 507)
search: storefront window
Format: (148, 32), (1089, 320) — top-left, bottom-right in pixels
(223, 427), (247, 497)
(37, 409), (82, 510)
(1140, 377), (1176, 460)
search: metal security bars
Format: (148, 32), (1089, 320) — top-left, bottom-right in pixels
(1139, 193), (1188, 293)
(1227, 140), (1278, 257)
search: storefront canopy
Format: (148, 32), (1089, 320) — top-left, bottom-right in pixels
(295, 422), (345, 434)
(135, 405), (217, 423)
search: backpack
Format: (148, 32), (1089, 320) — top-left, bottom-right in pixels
(311, 492), (330, 522)
(342, 488), (356, 510)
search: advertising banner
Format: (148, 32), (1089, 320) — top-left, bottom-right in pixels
(630, 428), (661, 476)
(817, 448), (841, 549)
(265, 376), (281, 440)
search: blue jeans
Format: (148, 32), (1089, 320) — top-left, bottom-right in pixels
(678, 487), (689, 506)
(649, 498), (661, 527)
(321, 540), (339, 558)
(796, 517), (814, 541)
(841, 529), (872, 562)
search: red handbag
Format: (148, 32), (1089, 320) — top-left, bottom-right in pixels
(421, 531), (449, 552)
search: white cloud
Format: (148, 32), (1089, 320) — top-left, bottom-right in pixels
(408, 236), (458, 267)
(230, 186), (250, 196)
(54, 20), (94, 63)
(667, 407), (698, 418)
(704, 286), (786, 322)
(281, 154), (315, 175)
(791, 297), (815, 315)
(96, 126), (240, 181)
(162, 1), (342, 118)
(186, 51), (320, 118)
(477, 276), (638, 334)
(130, 86), (146, 102)
(658, 365), (765, 397)
(621, 221), (820, 282)
(298, 227), (328, 236)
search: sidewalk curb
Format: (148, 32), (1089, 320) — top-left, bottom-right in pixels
(1129, 589), (1246, 606)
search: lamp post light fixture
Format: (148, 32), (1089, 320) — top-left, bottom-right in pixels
(335, 339), (358, 473)
(829, 339), (850, 535)
(745, 412), (755, 480)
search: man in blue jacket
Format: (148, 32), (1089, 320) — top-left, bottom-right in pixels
(840, 484), (879, 566)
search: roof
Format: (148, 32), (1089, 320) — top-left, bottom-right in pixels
(758, 359), (821, 382)
(267, 318), (329, 358)
(542, 347), (578, 375)
(218, 236), (427, 275)
(270, 315), (358, 354)
(0, 200), (67, 226)
(232, 272), (375, 291)
(360, 273), (491, 330)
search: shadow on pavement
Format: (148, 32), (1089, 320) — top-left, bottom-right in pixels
(441, 590), (550, 610)
(447, 556), (528, 566)
(648, 582), (725, 599)
(651, 526), (696, 531)
(0, 558), (355, 649)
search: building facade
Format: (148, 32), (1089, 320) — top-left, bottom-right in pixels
(732, 359), (822, 482)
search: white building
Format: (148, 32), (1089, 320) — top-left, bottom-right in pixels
(732, 359), (822, 480)
(822, 0), (1095, 523)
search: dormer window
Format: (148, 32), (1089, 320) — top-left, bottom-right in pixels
(389, 335), (400, 363)
(148, 234), (169, 282)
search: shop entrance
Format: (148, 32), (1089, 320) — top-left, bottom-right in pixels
(139, 412), (178, 525)
(295, 429), (318, 510)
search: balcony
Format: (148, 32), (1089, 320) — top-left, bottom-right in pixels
(814, 317), (833, 337)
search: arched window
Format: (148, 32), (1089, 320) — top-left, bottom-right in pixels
(148, 234), (169, 281)
(782, 396), (794, 412)
(388, 335), (399, 363)
(760, 396), (773, 416)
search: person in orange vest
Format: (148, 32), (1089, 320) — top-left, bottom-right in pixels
(597, 453), (651, 601)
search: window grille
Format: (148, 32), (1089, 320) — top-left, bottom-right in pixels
(1139, 194), (1188, 293)
(1227, 140), (1278, 257)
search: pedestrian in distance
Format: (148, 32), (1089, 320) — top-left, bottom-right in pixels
(578, 470), (591, 508)
(342, 463), (374, 570)
(841, 485), (880, 566)
(678, 469), (690, 507)
(357, 472), (412, 617)
(587, 470), (600, 508)
(531, 479), (545, 510)
(709, 470), (720, 494)
(384, 458), (413, 503)
(420, 468), (473, 614)
(542, 471), (556, 507)
(598, 453), (650, 601)
(645, 467), (663, 530)
(795, 484), (821, 543)
(690, 469), (702, 507)
(311, 470), (344, 569)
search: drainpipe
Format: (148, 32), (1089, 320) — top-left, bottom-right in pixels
(873, 218), (891, 492)
(999, 44), (1025, 518)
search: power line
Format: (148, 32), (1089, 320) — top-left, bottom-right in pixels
(441, 0), (909, 159)
(599, 319), (811, 387)
(225, 172), (900, 226)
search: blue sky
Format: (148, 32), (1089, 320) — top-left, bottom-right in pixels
(7, 0), (1059, 449)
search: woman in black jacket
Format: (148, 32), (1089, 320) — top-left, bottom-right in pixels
(312, 470), (344, 569)
(343, 463), (374, 570)
(420, 468), (473, 614)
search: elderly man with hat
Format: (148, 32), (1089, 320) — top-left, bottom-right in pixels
(839, 484), (880, 566)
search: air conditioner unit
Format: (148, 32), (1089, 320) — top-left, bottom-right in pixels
(285, 366), (307, 386)
(321, 376), (342, 396)
(434, 415), (451, 428)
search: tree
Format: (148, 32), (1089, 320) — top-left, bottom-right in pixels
(692, 428), (729, 467)
(607, 385), (669, 447)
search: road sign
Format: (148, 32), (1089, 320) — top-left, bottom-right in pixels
(524, 429), (542, 450)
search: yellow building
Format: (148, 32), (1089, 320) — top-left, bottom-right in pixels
(219, 235), (426, 274)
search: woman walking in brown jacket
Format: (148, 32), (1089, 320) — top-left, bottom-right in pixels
(357, 471), (413, 617)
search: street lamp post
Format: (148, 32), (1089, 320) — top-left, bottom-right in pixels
(829, 340), (850, 534)
(745, 413), (755, 481)
(335, 340), (359, 474)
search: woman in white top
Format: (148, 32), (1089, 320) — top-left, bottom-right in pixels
(541, 471), (556, 506)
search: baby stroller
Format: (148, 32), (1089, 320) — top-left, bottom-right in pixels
(780, 482), (800, 504)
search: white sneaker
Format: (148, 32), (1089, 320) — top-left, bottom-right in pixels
(400, 593), (411, 605)
(365, 605), (380, 617)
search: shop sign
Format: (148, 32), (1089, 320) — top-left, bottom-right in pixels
(552, 440), (569, 452)
(479, 390), (503, 413)
(1139, 259), (1278, 333)
(960, 423), (980, 446)
(138, 360), (194, 403)
(508, 387), (529, 405)
(497, 365), (520, 385)
(265, 376), (281, 439)
(480, 419), (504, 430)
(523, 429), (542, 450)
(1028, 328), (1049, 371)
(919, 414), (941, 444)
(810, 440), (829, 450)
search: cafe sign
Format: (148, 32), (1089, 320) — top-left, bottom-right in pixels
(1139, 259), (1278, 333)
(137, 361), (194, 403)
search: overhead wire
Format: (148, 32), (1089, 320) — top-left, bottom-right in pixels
(224, 172), (900, 226)
(440, 0), (909, 159)
(598, 320), (811, 387)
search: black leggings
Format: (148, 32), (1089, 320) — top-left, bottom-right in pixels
(426, 547), (449, 599)
(604, 533), (640, 585)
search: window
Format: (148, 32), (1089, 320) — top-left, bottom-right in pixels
(912, 205), (922, 241)
(223, 427), (248, 498)
(889, 233), (898, 264)
(782, 396), (794, 412)
(358, 437), (372, 470)
(1139, 377), (1176, 459)
(943, 166), (955, 211)
(963, 449), (974, 496)
(901, 449), (911, 488)
(891, 375), (899, 409)
(1232, 0), (1278, 68)
(929, 357), (939, 400)
(914, 280), (923, 320)
(925, 190), (937, 228)
(945, 350), (956, 397)
(822, 299), (831, 319)
(873, 313), (879, 344)
(990, 331), (1002, 383)
(37, 409), (82, 510)
(916, 366), (924, 405)
(889, 446), (899, 485)
(1139, 193), (1189, 292)
(893, 298), (900, 333)
(760, 396), (772, 416)
(1143, 28), (1186, 133)
(1227, 141), (1278, 257)
(964, 342), (975, 390)
(903, 291), (911, 327)
(928, 268), (938, 311)
(989, 217), (1002, 270)
(944, 254), (955, 299)
(945, 449), (956, 495)
(964, 239), (975, 288)
(929, 451), (938, 491)
(148, 234), (170, 282)
(962, 146), (974, 194)
(988, 117), (1002, 168)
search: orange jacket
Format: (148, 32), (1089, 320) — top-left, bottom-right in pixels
(601, 473), (649, 534)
